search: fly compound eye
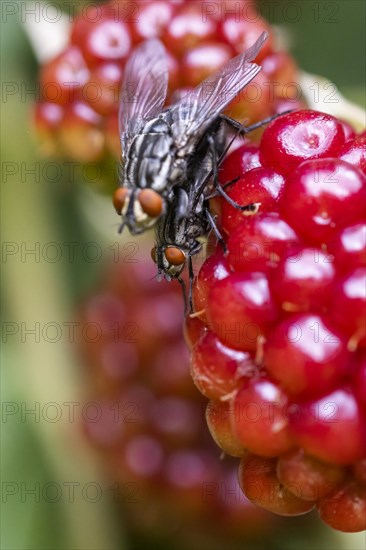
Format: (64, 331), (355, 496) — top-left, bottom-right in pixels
(151, 247), (157, 264)
(164, 247), (186, 266)
(113, 188), (129, 215)
(138, 189), (164, 218)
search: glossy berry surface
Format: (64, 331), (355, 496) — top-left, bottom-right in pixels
(226, 213), (299, 273)
(206, 272), (277, 351)
(281, 159), (365, 245)
(219, 142), (261, 183)
(233, 377), (293, 457)
(329, 268), (366, 348)
(270, 248), (335, 312)
(263, 314), (349, 398)
(192, 250), (230, 320)
(259, 110), (346, 176)
(288, 388), (366, 465)
(339, 135), (366, 174)
(331, 223), (366, 272)
(221, 169), (285, 234)
(190, 331), (257, 400)
(189, 109), (366, 532)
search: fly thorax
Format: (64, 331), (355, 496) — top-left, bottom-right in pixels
(129, 132), (174, 193)
(124, 114), (175, 191)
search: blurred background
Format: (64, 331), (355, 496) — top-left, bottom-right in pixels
(1, 1), (365, 549)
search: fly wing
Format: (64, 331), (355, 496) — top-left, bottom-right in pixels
(119, 39), (168, 157)
(170, 32), (268, 147)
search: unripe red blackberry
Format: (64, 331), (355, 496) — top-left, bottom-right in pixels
(189, 109), (366, 532)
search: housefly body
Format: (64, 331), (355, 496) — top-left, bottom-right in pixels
(114, 32), (269, 235)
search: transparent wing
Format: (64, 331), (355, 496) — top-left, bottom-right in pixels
(170, 32), (268, 146)
(119, 39), (168, 156)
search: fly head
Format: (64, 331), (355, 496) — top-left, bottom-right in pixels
(113, 187), (165, 235)
(151, 244), (186, 280)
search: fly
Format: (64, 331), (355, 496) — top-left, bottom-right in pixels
(113, 32), (269, 235)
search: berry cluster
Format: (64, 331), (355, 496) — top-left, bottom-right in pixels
(76, 255), (297, 548)
(34, 0), (302, 163)
(188, 109), (366, 532)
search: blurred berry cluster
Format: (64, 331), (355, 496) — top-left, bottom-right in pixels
(34, 0), (302, 164)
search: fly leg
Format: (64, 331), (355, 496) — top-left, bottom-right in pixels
(121, 189), (137, 232)
(188, 255), (195, 314)
(205, 176), (240, 199)
(207, 135), (260, 214)
(204, 206), (227, 253)
(221, 110), (293, 136)
(177, 276), (188, 315)
(172, 188), (189, 234)
(118, 221), (126, 234)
